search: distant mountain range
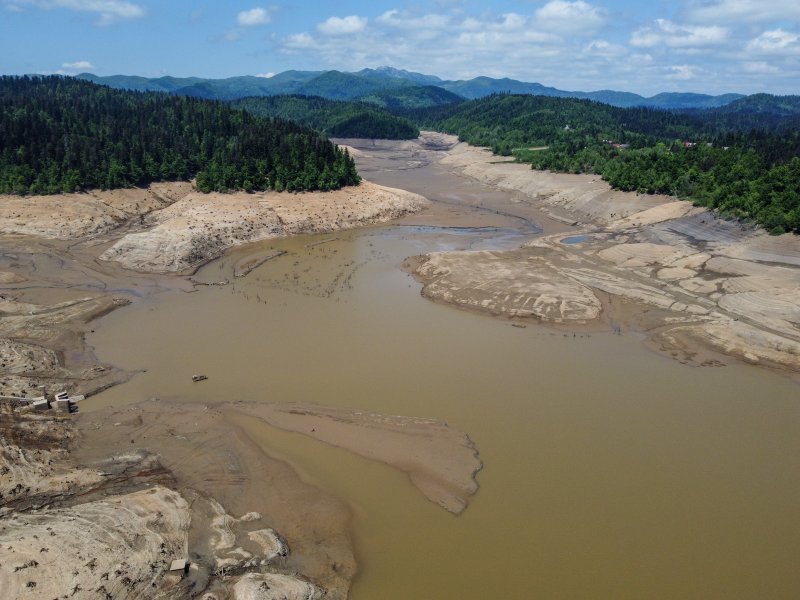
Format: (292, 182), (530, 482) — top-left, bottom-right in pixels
(78, 67), (753, 110)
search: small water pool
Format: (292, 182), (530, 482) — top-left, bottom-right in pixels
(561, 235), (588, 244)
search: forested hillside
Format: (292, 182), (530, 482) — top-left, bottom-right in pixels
(408, 94), (700, 153)
(357, 85), (463, 110)
(410, 94), (800, 233)
(0, 76), (360, 194)
(684, 94), (800, 133)
(232, 95), (419, 139)
(291, 70), (412, 101)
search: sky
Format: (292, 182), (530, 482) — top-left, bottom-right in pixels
(1, 0), (799, 95)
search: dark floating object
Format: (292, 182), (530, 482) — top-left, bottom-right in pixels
(192, 374), (208, 383)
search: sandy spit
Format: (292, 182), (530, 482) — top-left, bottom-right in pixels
(233, 402), (483, 515)
(73, 400), (357, 599)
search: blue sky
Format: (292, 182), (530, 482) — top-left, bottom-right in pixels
(1, 0), (799, 95)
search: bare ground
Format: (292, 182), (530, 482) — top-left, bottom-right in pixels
(0, 405), (336, 599)
(409, 133), (800, 378)
(0, 395), (482, 598)
(99, 181), (427, 273)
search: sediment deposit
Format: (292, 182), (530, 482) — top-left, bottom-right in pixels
(100, 181), (427, 273)
(0, 405), (344, 599)
(412, 134), (800, 376)
(234, 402), (483, 514)
(0, 183), (193, 239)
(0, 485), (191, 600)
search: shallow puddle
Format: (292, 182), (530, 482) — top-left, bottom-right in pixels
(562, 234), (589, 244)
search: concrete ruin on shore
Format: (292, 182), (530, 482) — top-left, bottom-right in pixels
(0, 390), (84, 412)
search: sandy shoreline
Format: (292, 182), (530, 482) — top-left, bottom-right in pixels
(100, 181), (427, 273)
(0, 180), (427, 274)
(407, 133), (800, 378)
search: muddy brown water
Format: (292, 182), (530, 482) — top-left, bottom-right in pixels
(83, 146), (800, 599)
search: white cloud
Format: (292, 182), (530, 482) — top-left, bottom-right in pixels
(741, 60), (779, 73)
(523, 31), (561, 44)
(237, 7), (271, 27)
(275, 4), (796, 94)
(217, 6), (273, 42)
(221, 29), (242, 42)
(534, 0), (605, 34)
(685, 0), (800, 23)
(745, 29), (800, 54)
(496, 13), (526, 30)
(665, 64), (705, 80)
(61, 60), (95, 70)
(284, 32), (316, 50)
(584, 39), (627, 58)
(5, 0), (145, 25)
(256, 72), (275, 78)
(631, 19), (729, 48)
(317, 15), (367, 35)
(458, 12), (535, 34)
(376, 10), (450, 30)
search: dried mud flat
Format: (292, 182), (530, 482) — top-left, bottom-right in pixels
(411, 133), (800, 377)
(1, 404), (334, 599)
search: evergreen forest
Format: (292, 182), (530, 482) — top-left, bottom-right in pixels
(407, 94), (800, 233)
(0, 76), (360, 195)
(231, 95), (419, 140)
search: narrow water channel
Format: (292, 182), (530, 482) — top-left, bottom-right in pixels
(84, 147), (800, 599)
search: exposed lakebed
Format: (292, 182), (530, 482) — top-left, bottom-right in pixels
(80, 139), (800, 599)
